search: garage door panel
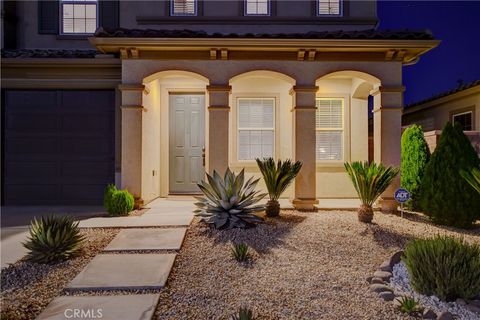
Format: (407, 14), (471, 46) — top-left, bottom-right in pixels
(5, 137), (58, 155)
(6, 114), (58, 132)
(3, 89), (115, 205)
(62, 114), (112, 133)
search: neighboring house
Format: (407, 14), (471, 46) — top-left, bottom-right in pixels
(402, 80), (480, 155)
(1, 0), (439, 210)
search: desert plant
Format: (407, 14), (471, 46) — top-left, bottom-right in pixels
(103, 184), (117, 212)
(344, 161), (399, 223)
(256, 158), (302, 217)
(230, 306), (254, 320)
(403, 235), (480, 301)
(460, 166), (480, 194)
(231, 243), (250, 262)
(109, 190), (134, 216)
(396, 296), (421, 315)
(401, 124), (430, 209)
(419, 122), (480, 228)
(194, 168), (266, 229)
(23, 215), (85, 264)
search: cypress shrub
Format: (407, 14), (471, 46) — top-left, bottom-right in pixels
(400, 124), (430, 209)
(103, 184), (117, 213)
(419, 122), (480, 228)
(110, 190), (134, 216)
(403, 236), (480, 301)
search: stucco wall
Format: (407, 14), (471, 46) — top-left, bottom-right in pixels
(403, 91), (480, 131)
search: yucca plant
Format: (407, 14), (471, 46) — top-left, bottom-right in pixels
(231, 243), (249, 262)
(256, 158), (302, 217)
(460, 167), (480, 194)
(397, 296), (421, 315)
(230, 306), (254, 320)
(344, 161), (399, 223)
(23, 215), (85, 264)
(194, 168), (266, 229)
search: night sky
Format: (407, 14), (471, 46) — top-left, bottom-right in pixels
(377, 1), (480, 105)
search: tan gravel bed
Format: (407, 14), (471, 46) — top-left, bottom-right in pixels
(155, 210), (479, 320)
(0, 228), (119, 320)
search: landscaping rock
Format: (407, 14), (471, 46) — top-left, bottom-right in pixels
(378, 291), (395, 301)
(422, 308), (437, 319)
(455, 298), (466, 306)
(369, 284), (393, 293)
(366, 276), (373, 283)
(373, 270), (393, 281)
(465, 304), (480, 314)
(393, 297), (403, 308)
(468, 299), (480, 308)
(389, 250), (404, 268)
(436, 311), (453, 320)
(378, 260), (392, 272)
(370, 277), (386, 284)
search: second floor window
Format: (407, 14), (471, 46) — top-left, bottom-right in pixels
(171, 0), (197, 16)
(318, 0), (342, 16)
(61, 0), (98, 34)
(245, 0), (270, 16)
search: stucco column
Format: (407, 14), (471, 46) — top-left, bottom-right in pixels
(118, 84), (145, 206)
(372, 86), (405, 212)
(206, 85), (231, 174)
(290, 86), (319, 210)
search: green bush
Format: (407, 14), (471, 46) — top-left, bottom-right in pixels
(419, 122), (480, 228)
(401, 124), (430, 209)
(403, 236), (480, 301)
(110, 190), (134, 216)
(103, 184), (117, 212)
(23, 215), (85, 264)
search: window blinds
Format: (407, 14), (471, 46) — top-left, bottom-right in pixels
(316, 99), (343, 161)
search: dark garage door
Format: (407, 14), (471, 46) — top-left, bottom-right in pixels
(2, 90), (115, 205)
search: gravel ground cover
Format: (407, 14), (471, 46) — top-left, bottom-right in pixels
(0, 228), (119, 320)
(155, 210), (479, 320)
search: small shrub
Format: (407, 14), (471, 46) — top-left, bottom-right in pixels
(401, 124), (430, 209)
(23, 215), (85, 264)
(109, 190), (134, 216)
(397, 296), (421, 315)
(419, 122), (480, 228)
(231, 243), (249, 262)
(230, 306), (254, 320)
(403, 235), (480, 301)
(103, 184), (117, 212)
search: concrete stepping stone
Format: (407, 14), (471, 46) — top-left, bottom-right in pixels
(143, 207), (194, 215)
(78, 214), (192, 228)
(67, 254), (176, 290)
(36, 294), (159, 320)
(104, 228), (187, 251)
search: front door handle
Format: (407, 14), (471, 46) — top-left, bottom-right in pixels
(202, 146), (206, 167)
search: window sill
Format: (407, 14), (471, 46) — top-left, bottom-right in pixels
(56, 35), (92, 40)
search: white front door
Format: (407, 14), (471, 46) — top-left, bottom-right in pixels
(169, 94), (205, 194)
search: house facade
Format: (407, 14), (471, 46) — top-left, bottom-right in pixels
(1, 0), (439, 210)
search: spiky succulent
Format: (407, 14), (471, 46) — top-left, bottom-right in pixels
(230, 306), (254, 320)
(194, 168), (266, 229)
(23, 215), (85, 264)
(231, 243), (250, 262)
(397, 296), (421, 315)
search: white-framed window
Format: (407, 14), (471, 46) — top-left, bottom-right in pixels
(60, 0), (98, 35)
(237, 98), (275, 161)
(245, 0), (270, 15)
(452, 111), (473, 131)
(316, 98), (344, 161)
(317, 0), (342, 16)
(171, 0), (197, 16)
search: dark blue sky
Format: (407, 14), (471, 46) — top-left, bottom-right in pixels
(377, 1), (480, 105)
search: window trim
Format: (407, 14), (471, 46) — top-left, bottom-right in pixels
(244, 0), (271, 16)
(316, 0), (343, 17)
(59, 0), (99, 36)
(451, 106), (475, 131)
(233, 96), (278, 165)
(170, 0), (198, 16)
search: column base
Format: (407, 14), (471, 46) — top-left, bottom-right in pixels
(292, 198), (319, 211)
(378, 197), (398, 213)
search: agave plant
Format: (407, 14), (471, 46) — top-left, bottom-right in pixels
(230, 306), (254, 320)
(194, 168), (266, 229)
(23, 215), (85, 264)
(397, 296), (421, 315)
(344, 161), (399, 223)
(231, 243), (249, 262)
(460, 167), (480, 194)
(256, 158), (302, 217)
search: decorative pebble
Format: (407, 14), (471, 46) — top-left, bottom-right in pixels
(370, 284), (393, 293)
(373, 270), (393, 281)
(436, 311), (454, 320)
(422, 308), (437, 319)
(378, 291), (395, 301)
(378, 260), (392, 272)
